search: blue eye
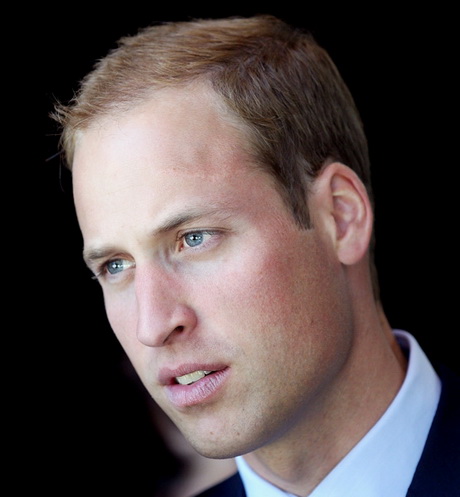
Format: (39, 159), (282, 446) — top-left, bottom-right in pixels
(184, 232), (205, 247)
(106, 259), (133, 274)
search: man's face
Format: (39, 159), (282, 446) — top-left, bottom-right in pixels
(73, 85), (354, 458)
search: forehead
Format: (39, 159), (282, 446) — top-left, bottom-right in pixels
(73, 83), (254, 185)
(71, 84), (286, 239)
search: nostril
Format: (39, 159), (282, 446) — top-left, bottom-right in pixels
(174, 326), (185, 333)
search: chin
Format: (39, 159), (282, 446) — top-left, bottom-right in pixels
(185, 428), (263, 460)
(187, 439), (242, 460)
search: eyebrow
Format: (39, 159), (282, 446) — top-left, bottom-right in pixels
(155, 210), (210, 234)
(83, 245), (120, 270)
(82, 206), (232, 268)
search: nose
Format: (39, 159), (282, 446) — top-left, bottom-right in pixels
(135, 264), (197, 347)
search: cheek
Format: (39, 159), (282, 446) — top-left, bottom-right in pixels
(201, 238), (315, 336)
(211, 234), (352, 364)
(103, 290), (139, 352)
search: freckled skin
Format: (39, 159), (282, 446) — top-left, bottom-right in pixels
(72, 84), (404, 493)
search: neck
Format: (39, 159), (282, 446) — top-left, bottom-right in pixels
(243, 300), (407, 496)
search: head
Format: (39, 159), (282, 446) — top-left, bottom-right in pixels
(54, 15), (382, 458)
(54, 14), (378, 297)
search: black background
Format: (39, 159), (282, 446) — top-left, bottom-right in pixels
(39, 5), (457, 494)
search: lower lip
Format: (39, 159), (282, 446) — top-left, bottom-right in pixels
(165, 368), (230, 409)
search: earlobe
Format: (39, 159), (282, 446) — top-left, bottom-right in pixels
(314, 162), (373, 266)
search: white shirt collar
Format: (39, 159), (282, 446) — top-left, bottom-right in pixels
(236, 330), (441, 497)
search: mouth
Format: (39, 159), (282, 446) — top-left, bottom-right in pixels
(175, 370), (214, 385)
(162, 366), (230, 408)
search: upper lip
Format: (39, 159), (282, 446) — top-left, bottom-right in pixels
(158, 363), (227, 385)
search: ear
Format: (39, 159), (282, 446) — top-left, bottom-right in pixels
(311, 162), (373, 266)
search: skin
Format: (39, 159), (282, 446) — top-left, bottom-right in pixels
(72, 83), (406, 495)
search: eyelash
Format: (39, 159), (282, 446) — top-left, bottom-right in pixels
(92, 259), (135, 280)
(177, 230), (218, 251)
(92, 230), (220, 280)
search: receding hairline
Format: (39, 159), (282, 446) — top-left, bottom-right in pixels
(53, 15), (317, 167)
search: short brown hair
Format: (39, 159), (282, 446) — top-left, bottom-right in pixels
(53, 15), (378, 296)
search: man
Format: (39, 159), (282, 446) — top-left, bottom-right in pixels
(52, 15), (459, 496)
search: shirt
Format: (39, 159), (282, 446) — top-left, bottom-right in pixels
(236, 330), (441, 497)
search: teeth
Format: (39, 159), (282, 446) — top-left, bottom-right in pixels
(176, 370), (213, 385)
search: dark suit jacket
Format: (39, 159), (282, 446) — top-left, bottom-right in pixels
(194, 364), (460, 497)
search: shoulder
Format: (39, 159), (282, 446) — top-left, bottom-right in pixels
(192, 472), (245, 497)
(407, 364), (460, 496)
